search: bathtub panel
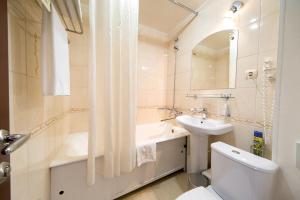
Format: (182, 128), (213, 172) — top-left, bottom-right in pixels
(50, 137), (186, 200)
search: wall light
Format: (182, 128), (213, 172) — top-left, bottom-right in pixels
(230, 1), (244, 13)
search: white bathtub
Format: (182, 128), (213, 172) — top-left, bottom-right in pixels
(50, 122), (189, 200)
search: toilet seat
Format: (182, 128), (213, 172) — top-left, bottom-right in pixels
(176, 186), (223, 200)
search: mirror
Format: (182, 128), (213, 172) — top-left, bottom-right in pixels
(190, 30), (238, 90)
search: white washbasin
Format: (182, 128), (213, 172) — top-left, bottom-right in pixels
(176, 115), (233, 136)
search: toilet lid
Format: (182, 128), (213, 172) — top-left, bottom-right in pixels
(176, 187), (221, 200)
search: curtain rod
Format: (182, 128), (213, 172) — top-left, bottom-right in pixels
(168, 0), (198, 16)
(35, 0), (84, 34)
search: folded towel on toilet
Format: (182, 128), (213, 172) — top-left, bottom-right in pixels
(136, 142), (156, 167)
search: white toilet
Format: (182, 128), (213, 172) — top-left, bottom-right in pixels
(177, 142), (278, 200)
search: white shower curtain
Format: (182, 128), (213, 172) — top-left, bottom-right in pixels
(88, 0), (139, 185)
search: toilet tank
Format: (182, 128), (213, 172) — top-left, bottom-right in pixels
(211, 142), (278, 200)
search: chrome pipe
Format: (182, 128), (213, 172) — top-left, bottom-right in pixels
(160, 117), (176, 122)
(168, 0), (198, 16)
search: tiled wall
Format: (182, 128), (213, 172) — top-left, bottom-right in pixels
(167, 0), (280, 157)
(8, 0), (70, 199)
(68, 19), (90, 133)
(68, 33), (170, 129)
(137, 36), (169, 124)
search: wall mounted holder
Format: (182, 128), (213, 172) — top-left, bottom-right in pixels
(185, 93), (234, 100)
(297, 141), (300, 169)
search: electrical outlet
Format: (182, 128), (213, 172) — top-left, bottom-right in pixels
(245, 69), (258, 80)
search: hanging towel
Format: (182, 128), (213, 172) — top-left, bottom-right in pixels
(41, 4), (70, 96)
(136, 141), (156, 167)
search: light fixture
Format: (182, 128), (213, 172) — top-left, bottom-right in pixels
(230, 1), (244, 13)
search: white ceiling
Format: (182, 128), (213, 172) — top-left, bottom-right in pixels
(139, 0), (206, 34)
(80, 0), (207, 41)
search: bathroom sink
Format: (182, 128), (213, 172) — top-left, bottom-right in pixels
(176, 115), (233, 136)
(176, 115), (234, 177)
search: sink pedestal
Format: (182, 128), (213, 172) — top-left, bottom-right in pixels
(176, 115), (233, 186)
(188, 134), (208, 173)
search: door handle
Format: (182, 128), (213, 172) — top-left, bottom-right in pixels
(0, 129), (30, 155)
(0, 162), (11, 184)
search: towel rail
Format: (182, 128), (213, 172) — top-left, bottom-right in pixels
(186, 93), (234, 100)
(36, 0), (84, 34)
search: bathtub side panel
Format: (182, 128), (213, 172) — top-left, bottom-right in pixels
(51, 137), (186, 200)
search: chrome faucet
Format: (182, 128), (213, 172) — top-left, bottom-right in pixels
(158, 107), (183, 122)
(190, 107), (208, 119)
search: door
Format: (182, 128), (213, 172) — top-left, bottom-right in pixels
(0, 0), (10, 199)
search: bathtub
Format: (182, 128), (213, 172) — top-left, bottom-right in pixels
(50, 122), (189, 200)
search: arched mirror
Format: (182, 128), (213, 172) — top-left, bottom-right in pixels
(190, 29), (238, 90)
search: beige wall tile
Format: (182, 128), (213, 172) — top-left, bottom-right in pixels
(8, 10), (26, 74)
(137, 37), (169, 122)
(175, 72), (190, 91)
(69, 31), (89, 67)
(10, 143), (29, 200)
(230, 87), (257, 121)
(166, 89), (174, 108)
(27, 77), (43, 114)
(175, 51), (191, 74)
(259, 12), (280, 53)
(70, 67), (88, 88)
(261, 0), (280, 17)
(70, 112), (89, 133)
(236, 55), (258, 88)
(9, 73), (29, 133)
(238, 22), (259, 58)
(136, 108), (167, 124)
(26, 21), (41, 78)
(70, 87), (89, 108)
(238, 0), (261, 27)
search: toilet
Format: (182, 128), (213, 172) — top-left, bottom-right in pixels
(177, 142), (278, 200)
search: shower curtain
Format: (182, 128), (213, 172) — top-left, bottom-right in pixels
(88, 0), (139, 185)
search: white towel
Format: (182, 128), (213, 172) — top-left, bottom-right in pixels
(41, 4), (70, 96)
(136, 142), (156, 167)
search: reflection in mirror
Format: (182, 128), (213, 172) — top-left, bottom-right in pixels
(190, 30), (238, 90)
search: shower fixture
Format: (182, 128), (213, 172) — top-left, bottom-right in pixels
(230, 1), (244, 13)
(168, 0), (198, 16)
(158, 39), (180, 122)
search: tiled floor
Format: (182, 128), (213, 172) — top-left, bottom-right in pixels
(117, 171), (190, 200)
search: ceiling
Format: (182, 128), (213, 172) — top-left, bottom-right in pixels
(80, 0), (206, 41)
(139, 0), (206, 34)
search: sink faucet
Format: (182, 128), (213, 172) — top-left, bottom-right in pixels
(190, 107), (208, 119)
